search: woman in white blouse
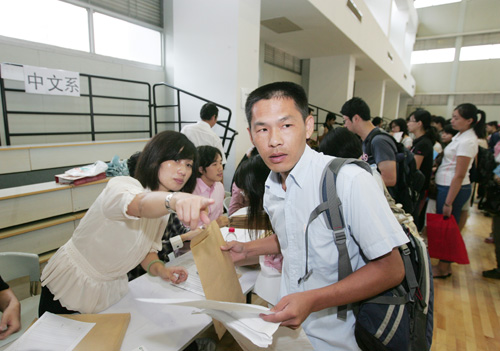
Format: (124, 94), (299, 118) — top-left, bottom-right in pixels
(39, 131), (213, 315)
(433, 103), (486, 278)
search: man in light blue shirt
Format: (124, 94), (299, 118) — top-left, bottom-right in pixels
(222, 82), (408, 350)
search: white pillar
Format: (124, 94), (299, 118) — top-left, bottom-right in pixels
(308, 55), (355, 124)
(383, 88), (401, 119)
(169, 0), (261, 188)
(354, 80), (386, 118)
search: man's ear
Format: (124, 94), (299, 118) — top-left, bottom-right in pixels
(198, 166), (205, 175)
(305, 114), (314, 139)
(247, 127), (255, 146)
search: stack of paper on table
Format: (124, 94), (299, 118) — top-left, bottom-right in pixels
(5, 312), (130, 351)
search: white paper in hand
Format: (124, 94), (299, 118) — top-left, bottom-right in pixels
(136, 298), (279, 347)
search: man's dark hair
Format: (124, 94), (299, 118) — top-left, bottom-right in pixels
(372, 116), (383, 127)
(135, 131), (198, 193)
(487, 121), (498, 129)
(319, 127), (363, 159)
(443, 124), (458, 137)
(196, 145), (222, 176)
(245, 81), (309, 127)
(200, 102), (219, 121)
(340, 97), (371, 121)
(431, 115), (446, 128)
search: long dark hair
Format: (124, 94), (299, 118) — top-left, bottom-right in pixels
(410, 109), (438, 144)
(135, 131), (198, 193)
(324, 112), (336, 131)
(234, 155), (271, 238)
(455, 103), (486, 138)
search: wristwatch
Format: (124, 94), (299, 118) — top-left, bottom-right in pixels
(165, 192), (177, 213)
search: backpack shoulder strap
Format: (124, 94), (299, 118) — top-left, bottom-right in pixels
(364, 128), (384, 156)
(320, 157), (372, 320)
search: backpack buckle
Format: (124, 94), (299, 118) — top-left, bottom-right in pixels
(298, 269), (313, 285)
(333, 229), (346, 244)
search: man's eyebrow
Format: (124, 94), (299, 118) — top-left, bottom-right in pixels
(253, 115), (293, 126)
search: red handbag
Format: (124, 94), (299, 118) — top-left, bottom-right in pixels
(426, 213), (470, 264)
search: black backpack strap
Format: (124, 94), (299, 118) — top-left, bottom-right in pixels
(364, 245), (418, 306)
(365, 128), (399, 157)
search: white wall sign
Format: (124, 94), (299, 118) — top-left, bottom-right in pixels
(23, 65), (80, 96)
(0, 63), (24, 81)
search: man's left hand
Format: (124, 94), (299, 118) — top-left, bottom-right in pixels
(260, 291), (314, 329)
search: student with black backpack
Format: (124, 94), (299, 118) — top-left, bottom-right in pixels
(341, 97), (424, 215)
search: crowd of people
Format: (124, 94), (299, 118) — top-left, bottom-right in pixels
(2, 83), (499, 351)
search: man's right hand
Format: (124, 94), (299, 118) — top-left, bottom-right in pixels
(220, 241), (247, 264)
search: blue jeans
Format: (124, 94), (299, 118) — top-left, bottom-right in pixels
(436, 184), (472, 224)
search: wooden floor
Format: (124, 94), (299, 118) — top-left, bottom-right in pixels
(432, 204), (500, 351)
(210, 204), (500, 351)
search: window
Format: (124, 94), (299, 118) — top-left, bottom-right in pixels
(414, 0), (461, 9)
(411, 48), (455, 64)
(94, 13), (161, 65)
(0, 0), (162, 66)
(0, 0), (89, 51)
(460, 44), (500, 61)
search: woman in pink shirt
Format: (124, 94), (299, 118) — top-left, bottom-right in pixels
(193, 146), (229, 227)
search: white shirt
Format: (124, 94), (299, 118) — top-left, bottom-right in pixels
(41, 177), (167, 313)
(264, 146), (408, 350)
(435, 128), (478, 186)
(181, 121), (227, 164)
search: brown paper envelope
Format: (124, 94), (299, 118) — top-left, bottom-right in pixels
(190, 220), (246, 339)
(29, 313), (130, 351)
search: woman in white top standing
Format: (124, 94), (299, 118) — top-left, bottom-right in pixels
(39, 131), (213, 315)
(433, 103), (486, 278)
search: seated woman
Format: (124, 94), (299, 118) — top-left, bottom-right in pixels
(39, 131), (213, 316)
(126, 151), (203, 281)
(193, 145), (229, 228)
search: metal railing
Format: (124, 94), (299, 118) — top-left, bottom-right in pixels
(308, 103), (344, 130)
(152, 82), (238, 160)
(0, 64), (152, 146)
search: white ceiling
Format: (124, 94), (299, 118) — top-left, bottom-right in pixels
(260, 0), (394, 83)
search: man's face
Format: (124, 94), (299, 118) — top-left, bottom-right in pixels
(248, 97), (313, 180)
(343, 115), (354, 132)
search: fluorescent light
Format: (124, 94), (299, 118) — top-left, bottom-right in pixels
(414, 0), (461, 9)
(411, 48), (455, 64)
(460, 44), (500, 61)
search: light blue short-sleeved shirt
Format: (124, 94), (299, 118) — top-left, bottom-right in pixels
(264, 146), (408, 350)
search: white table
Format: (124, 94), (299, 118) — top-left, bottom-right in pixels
(102, 251), (259, 351)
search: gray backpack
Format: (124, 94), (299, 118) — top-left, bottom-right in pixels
(299, 157), (433, 351)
